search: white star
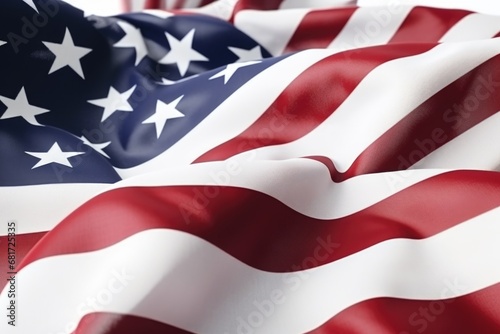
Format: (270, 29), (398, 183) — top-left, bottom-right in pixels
(43, 28), (92, 79)
(22, 0), (38, 12)
(0, 87), (49, 125)
(80, 136), (111, 159)
(25, 142), (85, 169)
(88, 85), (136, 122)
(142, 96), (184, 138)
(159, 29), (209, 77)
(114, 21), (148, 66)
(0, 40), (6, 47)
(159, 78), (179, 86)
(228, 46), (263, 62)
(209, 61), (261, 84)
(158, 74), (199, 86)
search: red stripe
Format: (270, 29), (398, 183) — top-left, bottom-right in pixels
(284, 8), (357, 53)
(200, 0), (215, 6)
(495, 32), (500, 38)
(197, 46), (500, 181)
(19, 170), (500, 272)
(144, 0), (161, 9)
(337, 52), (500, 180)
(308, 283), (500, 334)
(72, 313), (193, 334)
(174, 0), (185, 9)
(0, 232), (46, 291)
(389, 7), (471, 44)
(234, 0), (283, 11)
(122, 0), (131, 12)
(195, 43), (435, 163)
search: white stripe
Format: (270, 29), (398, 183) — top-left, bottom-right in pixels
(115, 49), (337, 177)
(184, 0), (237, 20)
(164, 0), (176, 9)
(183, 0), (202, 8)
(327, 6), (412, 51)
(234, 8), (310, 56)
(231, 39), (500, 172)
(439, 13), (500, 43)
(113, 160), (447, 220)
(411, 113), (500, 171)
(279, 0), (355, 9)
(1, 160), (446, 235)
(4, 206), (500, 333)
(0, 183), (108, 236)
(130, 0), (147, 11)
(357, 0), (500, 16)
(165, 0), (176, 9)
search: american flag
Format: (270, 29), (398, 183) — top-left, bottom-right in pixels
(1, 0), (500, 333)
